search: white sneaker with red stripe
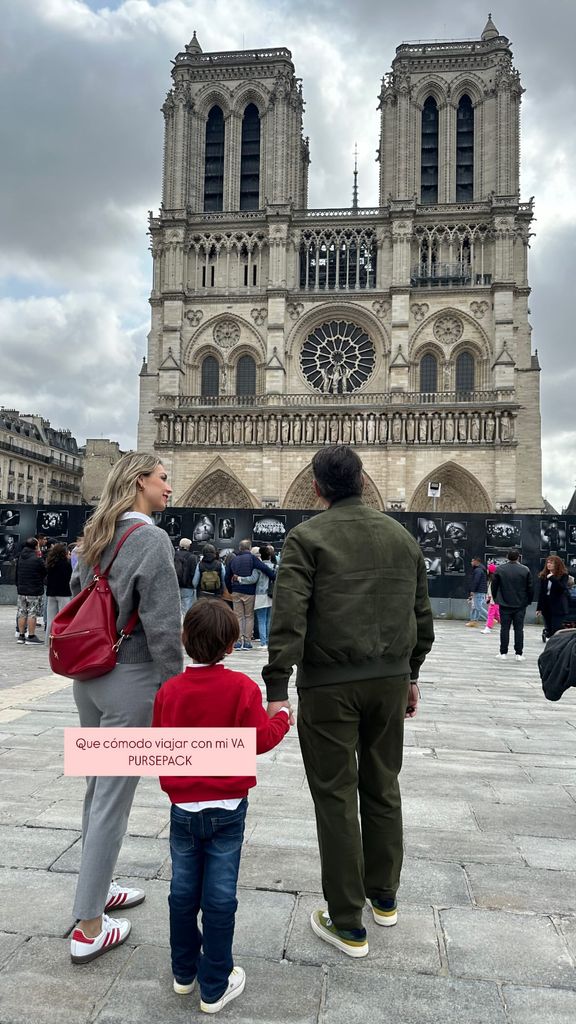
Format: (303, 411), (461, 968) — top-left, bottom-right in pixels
(70, 914), (131, 963)
(105, 881), (145, 911)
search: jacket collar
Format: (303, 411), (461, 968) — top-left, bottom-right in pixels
(327, 496), (365, 509)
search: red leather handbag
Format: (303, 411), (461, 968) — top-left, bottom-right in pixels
(49, 522), (145, 681)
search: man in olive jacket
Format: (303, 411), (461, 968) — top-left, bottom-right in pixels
(262, 446), (434, 959)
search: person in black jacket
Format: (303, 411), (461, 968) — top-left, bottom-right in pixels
(174, 538), (197, 616)
(16, 537), (46, 645)
(490, 548), (534, 661)
(537, 555), (571, 640)
(45, 543), (72, 637)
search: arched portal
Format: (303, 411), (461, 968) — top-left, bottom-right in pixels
(177, 459), (257, 508)
(283, 464), (383, 511)
(409, 462), (491, 513)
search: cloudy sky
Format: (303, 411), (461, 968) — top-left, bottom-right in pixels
(1, 0), (574, 510)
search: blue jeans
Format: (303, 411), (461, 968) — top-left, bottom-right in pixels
(471, 593), (488, 621)
(169, 799), (247, 1003)
(255, 606), (271, 646)
(180, 588), (196, 616)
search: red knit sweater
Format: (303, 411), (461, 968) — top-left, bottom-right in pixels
(152, 664), (290, 802)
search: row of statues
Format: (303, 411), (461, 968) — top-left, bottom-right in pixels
(157, 409), (515, 446)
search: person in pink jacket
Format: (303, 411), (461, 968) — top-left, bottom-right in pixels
(482, 562), (501, 634)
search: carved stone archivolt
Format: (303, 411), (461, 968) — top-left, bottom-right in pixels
(433, 315), (464, 344)
(213, 319), (240, 348)
(155, 409), (516, 447)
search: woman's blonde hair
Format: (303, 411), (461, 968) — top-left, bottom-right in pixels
(80, 452), (160, 567)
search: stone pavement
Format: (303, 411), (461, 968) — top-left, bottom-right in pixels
(0, 605), (575, 1023)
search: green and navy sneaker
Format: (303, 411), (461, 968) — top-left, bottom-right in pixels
(369, 897), (398, 927)
(310, 909), (369, 958)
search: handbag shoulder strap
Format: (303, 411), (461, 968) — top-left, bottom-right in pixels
(94, 521), (147, 578)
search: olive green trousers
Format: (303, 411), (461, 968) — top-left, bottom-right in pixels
(297, 673), (410, 931)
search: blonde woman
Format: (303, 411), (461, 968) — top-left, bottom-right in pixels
(69, 453), (182, 964)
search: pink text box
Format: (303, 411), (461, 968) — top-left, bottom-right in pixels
(64, 728), (256, 776)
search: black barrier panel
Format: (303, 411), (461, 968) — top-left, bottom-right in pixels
(1, 503), (575, 599)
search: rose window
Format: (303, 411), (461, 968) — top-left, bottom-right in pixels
(300, 320), (376, 394)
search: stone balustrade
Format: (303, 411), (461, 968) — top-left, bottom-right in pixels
(155, 407), (516, 447)
(157, 389), (514, 410)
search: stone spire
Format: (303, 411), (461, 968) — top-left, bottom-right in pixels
(481, 14), (499, 40)
(186, 31), (202, 54)
(352, 143), (358, 212)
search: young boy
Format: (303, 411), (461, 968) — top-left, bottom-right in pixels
(152, 599), (292, 1014)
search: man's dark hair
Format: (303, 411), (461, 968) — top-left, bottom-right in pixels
(182, 599), (239, 664)
(24, 537), (39, 549)
(507, 548), (520, 561)
(202, 543), (217, 558)
(312, 446), (364, 503)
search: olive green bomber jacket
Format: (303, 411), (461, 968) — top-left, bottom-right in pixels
(262, 497), (435, 702)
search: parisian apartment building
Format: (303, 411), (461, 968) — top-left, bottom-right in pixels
(0, 409), (83, 505)
(137, 15), (541, 514)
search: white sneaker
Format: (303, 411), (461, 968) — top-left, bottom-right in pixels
(70, 913), (131, 963)
(174, 978), (196, 994)
(481, 627), (492, 634)
(496, 653), (507, 659)
(515, 654), (525, 662)
(200, 967), (246, 1014)
(105, 880), (145, 911)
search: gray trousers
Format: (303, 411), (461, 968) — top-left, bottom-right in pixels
(46, 595), (71, 637)
(72, 662), (160, 920)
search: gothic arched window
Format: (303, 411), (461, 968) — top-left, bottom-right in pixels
(420, 353), (438, 394)
(204, 106), (225, 212)
(456, 95), (474, 202)
(421, 97), (439, 205)
(455, 351), (475, 393)
(236, 354), (257, 395)
(240, 104), (260, 210)
(201, 355), (220, 396)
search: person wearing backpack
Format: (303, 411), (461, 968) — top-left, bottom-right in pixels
(68, 452), (183, 965)
(235, 544), (277, 649)
(225, 539), (276, 650)
(174, 538), (197, 616)
(192, 543), (225, 599)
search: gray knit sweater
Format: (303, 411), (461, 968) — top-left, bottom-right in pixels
(71, 520), (183, 683)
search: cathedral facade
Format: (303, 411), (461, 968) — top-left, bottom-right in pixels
(138, 17), (542, 513)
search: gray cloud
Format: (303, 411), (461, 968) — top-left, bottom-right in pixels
(0, 0), (574, 509)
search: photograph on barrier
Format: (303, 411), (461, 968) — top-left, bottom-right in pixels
(218, 517), (236, 540)
(444, 520), (467, 543)
(444, 547), (466, 574)
(192, 513), (215, 543)
(568, 524), (576, 547)
(36, 510), (69, 536)
(567, 556), (576, 574)
(218, 547), (235, 561)
(485, 552), (509, 567)
(253, 515), (287, 542)
(485, 519), (522, 549)
(0, 509), (20, 527)
(417, 517), (442, 550)
(540, 519), (566, 551)
(423, 555), (441, 576)
(161, 513), (182, 538)
(0, 533), (19, 560)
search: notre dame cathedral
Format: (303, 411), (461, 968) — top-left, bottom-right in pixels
(137, 15), (542, 513)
